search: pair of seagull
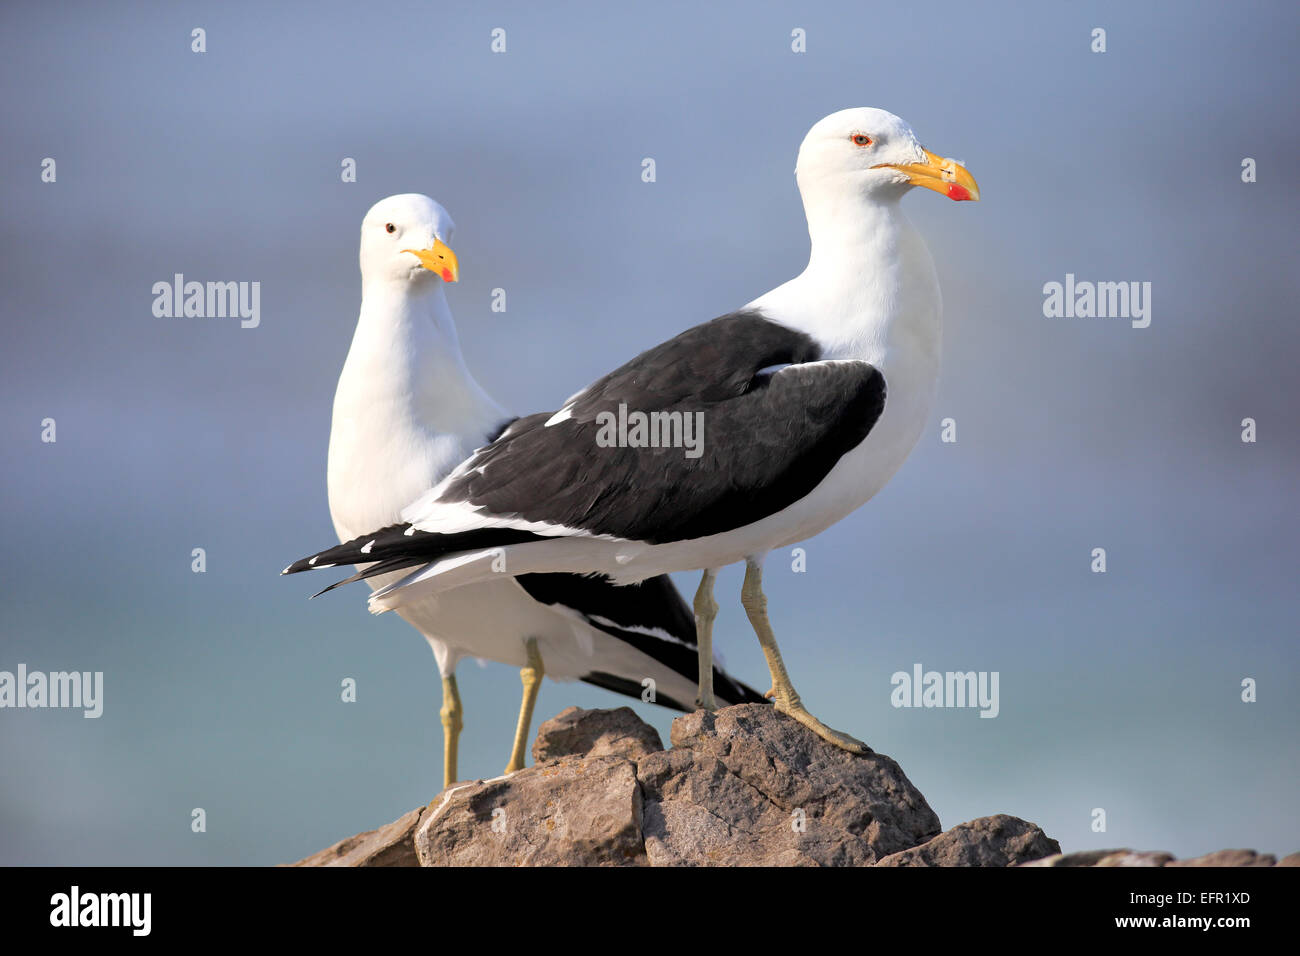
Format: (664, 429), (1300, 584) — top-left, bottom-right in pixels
(288, 107), (978, 786)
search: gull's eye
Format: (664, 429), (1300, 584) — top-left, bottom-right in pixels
(385, 223), (397, 234)
(851, 134), (873, 147)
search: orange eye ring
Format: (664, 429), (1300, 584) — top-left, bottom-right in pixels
(851, 134), (872, 147)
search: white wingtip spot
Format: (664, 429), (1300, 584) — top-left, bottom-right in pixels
(360, 540), (375, 554)
(308, 556), (318, 565)
(280, 565), (292, 575)
(544, 406), (573, 427)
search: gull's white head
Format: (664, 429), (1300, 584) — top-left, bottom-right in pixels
(360, 193), (459, 286)
(795, 107), (979, 204)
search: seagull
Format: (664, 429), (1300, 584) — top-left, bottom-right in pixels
(313, 193), (764, 789)
(287, 109), (979, 753)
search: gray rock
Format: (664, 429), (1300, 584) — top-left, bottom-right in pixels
(1020, 849), (1174, 868)
(1022, 847), (1281, 868)
(288, 806), (425, 867)
(1092, 850), (1176, 867)
(413, 755), (646, 866)
(875, 814), (1059, 867)
(637, 705), (940, 866)
(532, 705), (663, 763)
(1018, 849), (1133, 868)
(1167, 849), (1276, 867)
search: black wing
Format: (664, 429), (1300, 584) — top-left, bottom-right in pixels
(438, 310), (886, 544)
(284, 309), (885, 578)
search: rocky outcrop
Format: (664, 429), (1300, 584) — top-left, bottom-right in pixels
(288, 807), (424, 867)
(636, 706), (941, 866)
(289, 704), (1293, 868)
(876, 814), (1059, 867)
(529, 704), (664, 763)
(416, 753), (646, 866)
(1021, 848), (1294, 868)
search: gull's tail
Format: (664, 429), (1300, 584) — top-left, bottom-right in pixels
(281, 523), (548, 598)
(283, 524), (768, 711)
(516, 571), (768, 710)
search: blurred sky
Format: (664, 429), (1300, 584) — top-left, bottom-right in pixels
(1, 0), (1297, 865)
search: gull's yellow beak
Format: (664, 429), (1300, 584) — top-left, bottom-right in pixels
(875, 148), (980, 201)
(402, 238), (459, 282)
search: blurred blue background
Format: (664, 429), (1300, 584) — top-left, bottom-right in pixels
(1, 0), (1296, 864)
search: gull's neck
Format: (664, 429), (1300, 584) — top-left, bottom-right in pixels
(328, 275), (508, 539)
(748, 187), (942, 370)
(339, 276), (506, 438)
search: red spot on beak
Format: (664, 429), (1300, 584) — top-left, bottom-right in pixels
(946, 183), (971, 201)
(441, 268), (454, 282)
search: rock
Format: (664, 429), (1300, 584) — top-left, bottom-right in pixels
(875, 814), (1059, 867)
(288, 806), (425, 867)
(289, 704), (1292, 868)
(414, 756), (646, 866)
(1021, 848), (1287, 868)
(1092, 850), (1176, 867)
(1019, 849), (1173, 868)
(637, 705), (939, 866)
(1019, 849), (1129, 868)
(531, 705), (663, 763)
(1167, 849), (1276, 867)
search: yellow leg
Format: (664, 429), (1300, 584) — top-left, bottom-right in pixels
(440, 674), (463, 789)
(740, 559), (868, 754)
(694, 569), (720, 711)
(504, 638), (544, 774)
